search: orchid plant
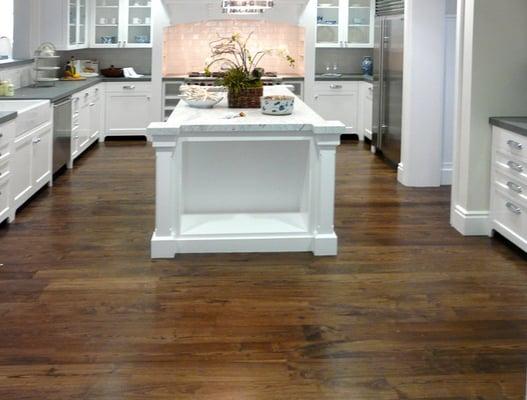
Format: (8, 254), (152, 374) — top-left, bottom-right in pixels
(205, 32), (295, 93)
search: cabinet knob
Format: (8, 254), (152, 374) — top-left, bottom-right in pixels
(507, 181), (523, 194)
(507, 140), (523, 150)
(506, 202), (522, 215)
(507, 160), (524, 173)
(32, 137), (41, 144)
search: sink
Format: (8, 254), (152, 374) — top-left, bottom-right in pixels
(0, 99), (51, 136)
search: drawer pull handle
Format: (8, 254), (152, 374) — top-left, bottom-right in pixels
(506, 202), (522, 215)
(507, 181), (523, 193)
(329, 84), (342, 89)
(123, 85), (136, 90)
(89, 103), (96, 107)
(32, 137), (41, 144)
(507, 140), (523, 150)
(507, 160), (524, 172)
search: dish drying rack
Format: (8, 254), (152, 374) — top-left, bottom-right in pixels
(33, 43), (61, 87)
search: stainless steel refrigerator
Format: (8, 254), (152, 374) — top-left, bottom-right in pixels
(372, 0), (405, 167)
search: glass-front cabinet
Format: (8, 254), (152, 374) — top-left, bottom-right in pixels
(317, 0), (374, 48)
(92, 0), (152, 48)
(70, 0), (88, 48)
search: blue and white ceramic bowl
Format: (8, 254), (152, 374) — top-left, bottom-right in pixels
(261, 95), (295, 116)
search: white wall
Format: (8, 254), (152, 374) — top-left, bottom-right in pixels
(166, 2), (303, 25)
(451, 0), (527, 235)
(398, 0), (446, 187)
(441, 14), (457, 185)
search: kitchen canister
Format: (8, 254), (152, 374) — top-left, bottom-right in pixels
(361, 56), (373, 76)
(261, 95), (295, 116)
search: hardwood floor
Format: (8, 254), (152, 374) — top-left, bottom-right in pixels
(1, 138), (526, 399)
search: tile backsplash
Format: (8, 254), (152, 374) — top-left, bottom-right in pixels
(59, 49), (152, 75)
(315, 48), (373, 74)
(163, 20), (305, 76)
(0, 62), (34, 88)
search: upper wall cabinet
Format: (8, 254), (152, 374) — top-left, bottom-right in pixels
(91, 0), (152, 48)
(316, 0), (374, 48)
(40, 0), (89, 50)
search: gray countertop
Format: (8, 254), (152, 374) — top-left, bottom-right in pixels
(490, 117), (527, 137)
(0, 111), (17, 125)
(0, 76), (151, 103)
(315, 74), (373, 82)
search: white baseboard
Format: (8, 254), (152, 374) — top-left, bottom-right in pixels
(451, 205), (490, 236)
(441, 162), (453, 185)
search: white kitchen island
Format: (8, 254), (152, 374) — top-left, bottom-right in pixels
(148, 86), (345, 258)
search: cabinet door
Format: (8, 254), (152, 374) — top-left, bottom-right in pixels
(12, 133), (33, 208)
(125, 0), (152, 47)
(346, 0), (374, 47)
(314, 92), (358, 132)
(363, 85), (373, 139)
(316, 0), (341, 47)
(69, 0), (79, 47)
(32, 126), (52, 187)
(93, 0), (121, 47)
(77, 91), (91, 150)
(78, 0), (88, 47)
(89, 90), (102, 140)
(106, 93), (151, 135)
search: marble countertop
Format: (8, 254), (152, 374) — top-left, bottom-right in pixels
(150, 86), (345, 135)
(0, 111), (17, 125)
(490, 117), (527, 137)
(1, 75), (151, 103)
(315, 74), (373, 82)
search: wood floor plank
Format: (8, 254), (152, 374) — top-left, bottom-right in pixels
(0, 139), (526, 399)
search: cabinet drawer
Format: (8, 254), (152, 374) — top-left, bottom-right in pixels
(0, 157), (9, 182)
(0, 122), (12, 147)
(0, 142), (9, 163)
(494, 127), (527, 161)
(0, 179), (8, 217)
(105, 82), (151, 94)
(315, 81), (358, 94)
(494, 170), (527, 205)
(492, 187), (527, 240)
(494, 150), (527, 186)
(15, 105), (50, 138)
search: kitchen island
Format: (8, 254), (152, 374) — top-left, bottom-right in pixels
(148, 86), (345, 258)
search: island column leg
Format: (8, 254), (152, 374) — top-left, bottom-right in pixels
(152, 146), (176, 258)
(314, 143), (338, 256)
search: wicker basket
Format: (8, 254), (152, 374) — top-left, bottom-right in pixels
(228, 87), (264, 108)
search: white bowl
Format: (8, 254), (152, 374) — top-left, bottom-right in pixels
(261, 95), (295, 115)
(181, 97), (223, 109)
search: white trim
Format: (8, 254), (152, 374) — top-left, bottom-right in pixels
(441, 162), (453, 185)
(451, 204), (490, 236)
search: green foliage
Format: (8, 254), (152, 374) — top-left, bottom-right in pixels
(218, 67), (263, 93)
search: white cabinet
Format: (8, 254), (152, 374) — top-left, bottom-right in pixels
(89, 85), (104, 140)
(40, 0), (88, 50)
(32, 127), (53, 187)
(357, 81), (373, 142)
(0, 120), (14, 224)
(104, 82), (152, 139)
(313, 81), (358, 134)
(91, 0), (152, 48)
(12, 122), (53, 212)
(316, 0), (375, 48)
(489, 126), (527, 253)
(71, 84), (104, 166)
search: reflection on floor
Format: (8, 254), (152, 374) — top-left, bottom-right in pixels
(1, 138), (526, 399)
